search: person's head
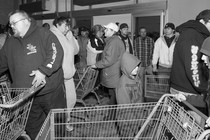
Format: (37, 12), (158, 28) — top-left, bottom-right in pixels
(130, 66), (139, 78)
(121, 52), (141, 80)
(91, 24), (104, 38)
(139, 27), (147, 38)
(53, 16), (69, 35)
(80, 26), (89, 38)
(200, 37), (210, 69)
(72, 25), (79, 37)
(196, 9), (210, 32)
(103, 22), (119, 37)
(9, 10), (31, 37)
(164, 22), (175, 37)
(42, 23), (50, 30)
(119, 23), (129, 36)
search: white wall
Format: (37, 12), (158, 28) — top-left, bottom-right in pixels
(168, 0), (210, 27)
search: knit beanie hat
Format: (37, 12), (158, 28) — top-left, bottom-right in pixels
(196, 9), (210, 20)
(200, 37), (210, 56)
(120, 23), (128, 29)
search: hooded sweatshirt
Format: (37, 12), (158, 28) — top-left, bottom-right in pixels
(51, 26), (79, 80)
(170, 20), (210, 95)
(0, 19), (64, 96)
(116, 52), (141, 104)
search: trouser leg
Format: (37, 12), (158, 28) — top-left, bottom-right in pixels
(26, 84), (66, 140)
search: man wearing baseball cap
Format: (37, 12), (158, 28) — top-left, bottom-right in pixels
(92, 22), (125, 110)
(118, 23), (134, 54)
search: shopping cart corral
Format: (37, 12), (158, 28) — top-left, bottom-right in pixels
(0, 83), (44, 140)
(36, 94), (210, 140)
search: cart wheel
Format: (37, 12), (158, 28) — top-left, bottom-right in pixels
(17, 133), (31, 140)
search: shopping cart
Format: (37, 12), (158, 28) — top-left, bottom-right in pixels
(75, 66), (100, 106)
(35, 93), (210, 140)
(144, 74), (170, 100)
(74, 67), (87, 89)
(0, 83), (44, 140)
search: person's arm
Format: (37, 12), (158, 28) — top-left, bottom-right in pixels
(95, 39), (121, 68)
(0, 43), (8, 76)
(184, 41), (208, 93)
(150, 38), (155, 61)
(152, 38), (160, 71)
(133, 38), (138, 57)
(38, 32), (64, 76)
(66, 31), (79, 55)
(30, 31), (64, 87)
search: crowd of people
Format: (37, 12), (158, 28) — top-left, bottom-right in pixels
(1, 9), (210, 139)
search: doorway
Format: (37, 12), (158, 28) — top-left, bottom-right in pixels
(132, 11), (165, 42)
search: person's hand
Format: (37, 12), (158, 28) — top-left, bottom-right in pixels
(91, 64), (97, 69)
(30, 70), (46, 88)
(152, 65), (157, 72)
(174, 93), (186, 102)
(205, 117), (210, 127)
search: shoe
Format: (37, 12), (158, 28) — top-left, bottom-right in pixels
(66, 124), (74, 132)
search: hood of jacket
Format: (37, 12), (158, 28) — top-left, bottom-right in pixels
(176, 20), (210, 38)
(22, 18), (38, 39)
(121, 52), (140, 79)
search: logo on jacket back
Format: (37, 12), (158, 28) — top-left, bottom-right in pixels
(191, 45), (200, 87)
(26, 44), (37, 55)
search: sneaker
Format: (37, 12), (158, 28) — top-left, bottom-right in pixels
(66, 124), (74, 132)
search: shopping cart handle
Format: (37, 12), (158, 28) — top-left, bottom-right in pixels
(0, 84), (44, 109)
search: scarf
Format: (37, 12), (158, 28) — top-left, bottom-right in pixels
(119, 34), (133, 54)
(89, 36), (105, 51)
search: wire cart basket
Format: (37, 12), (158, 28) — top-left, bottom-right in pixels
(36, 93), (210, 140)
(145, 74), (170, 100)
(0, 83), (43, 140)
(74, 66), (100, 107)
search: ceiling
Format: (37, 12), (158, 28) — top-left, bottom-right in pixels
(73, 0), (129, 6)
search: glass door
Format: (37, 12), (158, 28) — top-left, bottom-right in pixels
(132, 11), (165, 42)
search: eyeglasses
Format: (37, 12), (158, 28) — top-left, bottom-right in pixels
(10, 19), (26, 27)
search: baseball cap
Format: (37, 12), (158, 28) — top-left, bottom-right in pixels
(200, 37), (210, 56)
(164, 23), (175, 30)
(104, 22), (119, 32)
(120, 23), (128, 29)
(196, 9), (210, 20)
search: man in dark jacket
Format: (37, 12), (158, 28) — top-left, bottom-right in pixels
(0, 10), (66, 139)
(170, 9), (210, 122)
(92, 22), (125, 106)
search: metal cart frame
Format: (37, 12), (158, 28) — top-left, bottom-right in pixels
(36, 94), (210, 140)
(74, 67), (100, 107)
(0, 83), (43, 140)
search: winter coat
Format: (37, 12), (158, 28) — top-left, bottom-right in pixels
(152, 34), (179, 68)
(51, 26), (79, 80)
(116, 52), (141, 104)
(0, 19), (64, 96)
(170, 20), (210, 95)
(95, 35), (125, 88)
(77, 36), (88, 66)
(86, 37), (104, 66)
